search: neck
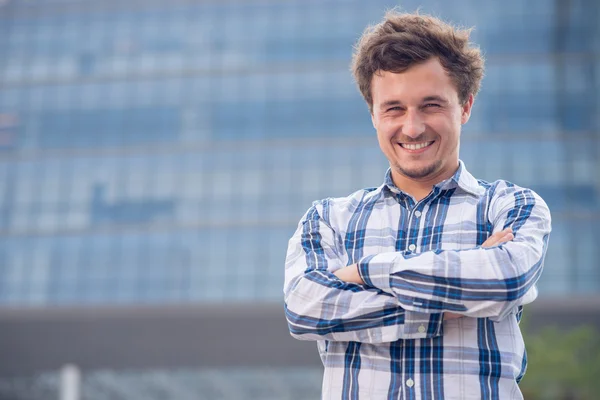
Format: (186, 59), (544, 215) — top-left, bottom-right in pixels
(391, 163), (459, 202)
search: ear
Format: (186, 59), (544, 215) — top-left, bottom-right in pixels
(461, 94), (474, 124)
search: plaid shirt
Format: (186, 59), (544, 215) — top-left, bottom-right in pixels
(284, 161), (551, 400)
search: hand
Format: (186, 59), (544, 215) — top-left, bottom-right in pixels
(481, 227), (514, 248)
(444, 227), (514, 320)
(333, 264), (364, 285)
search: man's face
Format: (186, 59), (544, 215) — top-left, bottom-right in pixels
(370, 57), (473, 184)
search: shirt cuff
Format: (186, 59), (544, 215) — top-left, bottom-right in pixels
(357, 253), (395, 294)
(402, 310), (444, 339)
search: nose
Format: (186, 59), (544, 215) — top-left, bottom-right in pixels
(402, 109), (426, 138)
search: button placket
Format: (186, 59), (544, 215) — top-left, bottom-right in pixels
(407, 204), (424, 253)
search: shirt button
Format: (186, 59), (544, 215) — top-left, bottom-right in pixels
(408, 244), (416, 251)
(414, 210), (422, 218)
(418, 325), (426, 333)
(406, 378), (414, 388)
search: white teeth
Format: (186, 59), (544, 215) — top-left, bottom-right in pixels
(400, 141), (433, 150)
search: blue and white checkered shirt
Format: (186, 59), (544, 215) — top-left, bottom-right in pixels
(284, 161), (551, 400)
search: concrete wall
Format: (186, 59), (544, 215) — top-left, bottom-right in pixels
(1, 298), (599, 376)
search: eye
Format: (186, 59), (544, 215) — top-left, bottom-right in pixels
(424, 103), (441, 108)
(386, 106), (402, 112)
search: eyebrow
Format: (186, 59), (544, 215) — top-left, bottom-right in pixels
(422, 95), (449, 104)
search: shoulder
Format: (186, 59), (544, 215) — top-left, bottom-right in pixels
(481, 179), (551, 220)
(304, 186), (384, 226)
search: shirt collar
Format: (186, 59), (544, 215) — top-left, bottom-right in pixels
(382, 160), (483, 198)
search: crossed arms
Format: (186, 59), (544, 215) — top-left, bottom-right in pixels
(283, 186), (551, 343)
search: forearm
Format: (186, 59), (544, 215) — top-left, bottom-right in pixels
(358, 236), (549, 319)
(350, 187), (551, 319)
(285, 267), (444, 342)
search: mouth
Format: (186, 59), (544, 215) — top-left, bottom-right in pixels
(398, 141), (435, 153)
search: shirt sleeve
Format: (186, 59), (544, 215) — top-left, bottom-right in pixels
(357, 185), (551, 321)
(284, 200), (444, 343)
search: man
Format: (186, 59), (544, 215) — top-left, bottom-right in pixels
(283, 11), (551, 400)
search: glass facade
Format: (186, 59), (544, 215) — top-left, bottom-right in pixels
(0, 0), (599, 305)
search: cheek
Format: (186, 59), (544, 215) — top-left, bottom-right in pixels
(432, 116), (459, 138)
(377, 119), (398, 138)
(376, 130), (393, 150)
(375, 126), (396, 153)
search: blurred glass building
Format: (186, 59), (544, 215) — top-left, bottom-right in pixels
(1, 0), (598, 305)
(0, 0), (599, 398)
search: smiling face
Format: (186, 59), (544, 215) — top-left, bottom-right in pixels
(371, 57), (474, 189)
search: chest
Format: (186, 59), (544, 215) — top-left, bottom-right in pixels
(334, 194), (493, 264)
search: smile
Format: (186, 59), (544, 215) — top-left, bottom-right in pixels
(399, 141), (434, 151)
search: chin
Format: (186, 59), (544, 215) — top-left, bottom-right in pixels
(396, 161), (441, 180)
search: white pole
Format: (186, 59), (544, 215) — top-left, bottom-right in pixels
(59, 364), (81, 400)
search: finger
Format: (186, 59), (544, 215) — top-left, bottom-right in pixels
(496, 232), (514, 245)
(483, 231), (514, 248)
(444, 312), (463, 320)
(481, 237), (495, 248)
(481, 239), (493, 248)
(482, 228), (512, 248)
(482, 230), (507, 247)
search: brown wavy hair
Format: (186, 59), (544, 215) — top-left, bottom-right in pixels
(351, 11), (485, 112)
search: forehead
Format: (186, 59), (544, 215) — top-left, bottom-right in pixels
(371, 58), (459, 105)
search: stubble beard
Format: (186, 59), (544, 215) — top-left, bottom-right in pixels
(394, 159), (442, 180)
